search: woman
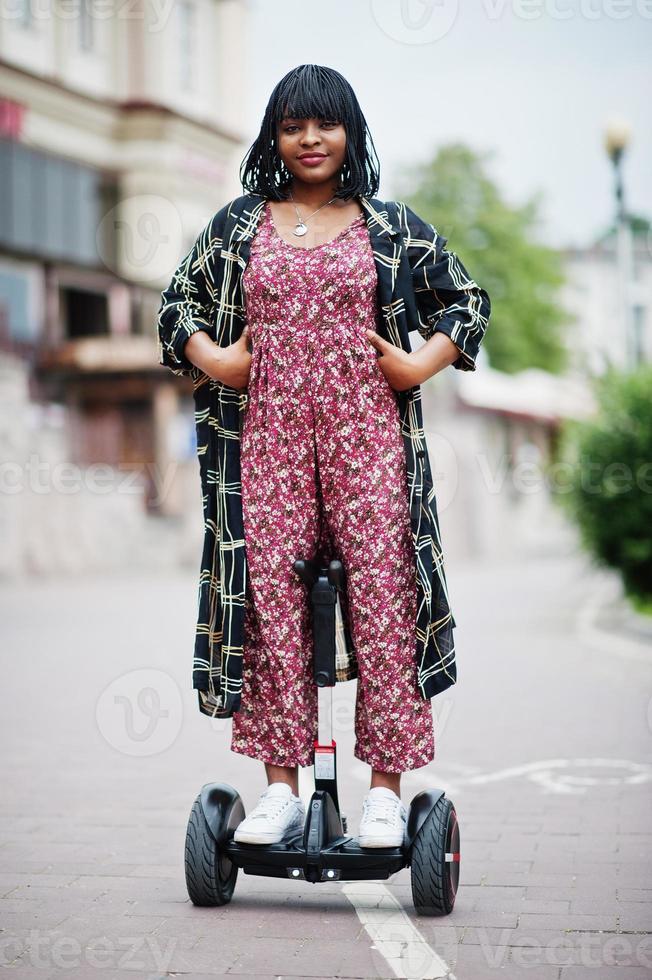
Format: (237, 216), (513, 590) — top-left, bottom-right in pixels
(157, 64), (491, 848)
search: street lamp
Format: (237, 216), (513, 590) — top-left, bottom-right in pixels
(604, 119), (637, 369)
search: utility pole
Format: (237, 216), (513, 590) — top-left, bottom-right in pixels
(604, 120), (637, 370)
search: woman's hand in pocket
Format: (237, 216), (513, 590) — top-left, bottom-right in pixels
(365, 328), (461, 389)
(215, 325), (253, 391)
(188, 325), (252, 390)
(364, 329), (423, 391)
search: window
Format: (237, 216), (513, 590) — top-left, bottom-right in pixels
(131, 286), (161, 337)
(177, 0), (196, 93)
(0, 138), (116, 267)
(61, 286), (109, 339)
(14, 0), (31, 29)
(79, 0), (95, 52)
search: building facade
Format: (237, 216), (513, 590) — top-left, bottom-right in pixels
(0, 0), (248, 574)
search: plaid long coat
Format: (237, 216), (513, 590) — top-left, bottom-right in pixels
(156, 192), (491, 719)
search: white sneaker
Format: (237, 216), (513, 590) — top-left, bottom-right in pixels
(358, 786), (408, 848)
(233, 782), (306, 844)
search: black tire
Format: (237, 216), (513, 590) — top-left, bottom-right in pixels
(410, 796), (460, 916)
(184, 794), (238, 907)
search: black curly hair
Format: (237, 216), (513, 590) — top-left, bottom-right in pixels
(239, 64), (381, 201)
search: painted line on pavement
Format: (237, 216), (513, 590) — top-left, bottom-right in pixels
(341, 881), (455, 979)
(348, 757), (652, 796)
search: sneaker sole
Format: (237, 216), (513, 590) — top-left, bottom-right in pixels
(233, 817), (305, 845)
(358, 835), (404, 848)
(233, 830), (288, 844)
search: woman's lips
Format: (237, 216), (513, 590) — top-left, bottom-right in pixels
(297, 155), (327, 166)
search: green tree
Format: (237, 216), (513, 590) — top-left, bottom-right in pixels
(397, 143), (571, 375)
(556, 364), (652, 607)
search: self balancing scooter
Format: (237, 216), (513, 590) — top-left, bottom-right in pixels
(184, 557), (460, 916)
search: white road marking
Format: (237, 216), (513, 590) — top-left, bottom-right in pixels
(341, 881), (456, 979)
(296, 772), (456, 976)
(457, 757), (652, 793)
(348, 757), (652, 796)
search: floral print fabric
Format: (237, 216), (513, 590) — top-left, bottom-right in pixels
(229, 203), (435, 773)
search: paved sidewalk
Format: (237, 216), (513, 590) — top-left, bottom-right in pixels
(1, 547), (651, 979)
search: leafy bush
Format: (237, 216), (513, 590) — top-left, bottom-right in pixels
(556, 364), (652, 605)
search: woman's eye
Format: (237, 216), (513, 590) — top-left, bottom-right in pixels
(282, 120), (338, 134)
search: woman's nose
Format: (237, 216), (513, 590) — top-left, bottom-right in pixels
(300, 125), (322, 145)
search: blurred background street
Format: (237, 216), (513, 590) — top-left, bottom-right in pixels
(1, 0), (651, 977)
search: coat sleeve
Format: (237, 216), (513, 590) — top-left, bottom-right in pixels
(398, 201), (491, 371)
(156, 205), (228, 377)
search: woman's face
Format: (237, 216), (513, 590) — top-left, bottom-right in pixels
(276, 115), (347, 186)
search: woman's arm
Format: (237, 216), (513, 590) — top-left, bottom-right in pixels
(183, 329), (225, 379)
(413, 331), (463, 379)
(400, 201), (491, 374)
(156, 206), (227, 377)
(365, 202), (491, 390)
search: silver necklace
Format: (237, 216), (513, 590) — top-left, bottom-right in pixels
(288, 189), (336, 237)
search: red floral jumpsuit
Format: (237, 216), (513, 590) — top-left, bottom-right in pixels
(229, 201), (435, 774)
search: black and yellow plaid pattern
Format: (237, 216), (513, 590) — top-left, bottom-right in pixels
(157, 193), (491, 719)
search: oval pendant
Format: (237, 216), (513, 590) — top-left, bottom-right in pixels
(293, 223), (308, 237)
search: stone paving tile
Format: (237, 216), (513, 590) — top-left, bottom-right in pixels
(515, 899), (573, 914)
(35, 875), (181, 900)
(252, 905), (364, 941)
(3, 883), (114, 904)
(0, 917), (173, 972)
(0, 872), (81, 890)
(483, 870), (579, 888)
(459, 860), (536, 885)
(124, 863), (182, 878)
(215, 937), (386, 978)
(569, 897), (624, 914)
(446, 906), (520, 928)
(0, 891), (106, 915)
(43, 912), (170, 943)
(162, 936), (299, 975)
(515, 911), (619, 931)
(0, 861), (142, 877)
(459, 883), (527, 905)
(465, 926), (650, 966)
(617, 875), (652, 891)
(0, 909), (71, 933)
(450, 941), (561, 978)
(618, 889), (652, 903)
(559, 969), (652, 979)
(526, 884), (616, 902)
(616, 904), (652, 931)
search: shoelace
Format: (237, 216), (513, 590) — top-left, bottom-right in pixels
(250, 791), (301, 822)
(362, 796), (404, 825)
